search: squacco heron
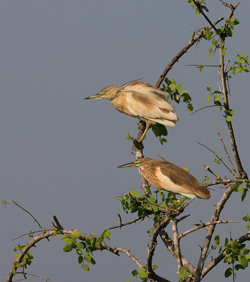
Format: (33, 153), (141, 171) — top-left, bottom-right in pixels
(85, 80), (179, 141)
(118, 158), (211, 199)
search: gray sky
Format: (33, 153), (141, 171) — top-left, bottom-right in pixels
(1, 1), (250, 281)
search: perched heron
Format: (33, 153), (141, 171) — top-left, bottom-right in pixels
(84, 80), (179, 141)
(118, 158), (211, 199)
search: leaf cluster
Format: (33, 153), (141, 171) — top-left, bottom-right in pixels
(230, 52), (249, 75)
(60, 229), (111, 272)
(11, 244), (33, 276)
(162, 77), (193, 113)
(212, 234), (250, 278)
(119, 189), (186, 228)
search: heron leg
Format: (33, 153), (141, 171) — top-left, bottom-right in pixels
(139, 120), (150, 142)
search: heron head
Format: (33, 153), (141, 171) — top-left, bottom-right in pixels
(118, 159), (147, 169)
(84, 85), (120, 101)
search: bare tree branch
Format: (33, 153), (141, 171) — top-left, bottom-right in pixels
(179, 220), (239, 239)
(205, 177), (250, 187)
(204, 165), (222, 180)
(194, 184), (234, 282)
(108, 215), (145, 230)
(171, 219), (183, 270)
(159, 230), (197, 275)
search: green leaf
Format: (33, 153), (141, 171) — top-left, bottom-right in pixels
(176, 84), (182, 92)
(187, 104), (193, 112)
(226, 116), (232, 123)
(179, 266), (186, 276)
(76, 242), (85, 249)
(195, 7), (200, 16)
(207, 95), (211, 103)
(239, 255), (248, 268)
(214, 234), (220, 245)
(214, 95), (221, 102)
(247, 223), (250, 230)
(82, 264), (89, 271)
(78, 255), (83, 264)
(240, 52), (245, 57)
(63, 244), (73, 252)
(153, 265), (159, 270)
(132, 269), (138, 277)
(169, 84), (176, 91)
(232, 18), (240, 25)
(242, 214), (250, 222)
(225, 268), (233, 278)
(208, 53), (212, 58)
(151, 123), (167, 137)
(225, 237), (229, 246)
(231, 240), (236, 250)
(104, 231), (112, 239)
(139, 268), (148, 280)
(130, 190), (139, 198)
(152, 205), (159, 214)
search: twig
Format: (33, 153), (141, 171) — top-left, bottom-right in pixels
(224, 55), (231, 72)
(12, 201), (44, 230)
(114, 247), (143, 267)
(14, 272), (54, 281)
(205, 178), (250, 188)
(186, 64), (220, 67)
(179, 220), (239, 239)
(155, 17), (224, 88)
(197, 142), (234, 176)
(177, 214), (191, 223)
(191, 105), (219, 115)
(204, 165), (222, 180)
(157, 154), (167, 161)
(214, 124), (238, 176)
(108, 215), (145, 230)
(193, 0), (218, 32)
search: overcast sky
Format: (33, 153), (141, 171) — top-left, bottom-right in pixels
(1, 1), (250, 281)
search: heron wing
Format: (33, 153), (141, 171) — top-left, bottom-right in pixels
(158, 162), (210, 199)
(122, 80), (167, 98)
(115, 90), (178, 125)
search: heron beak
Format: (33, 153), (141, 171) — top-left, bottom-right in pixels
(117, 161), (138, 168)
(84, 93), (100, 100)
